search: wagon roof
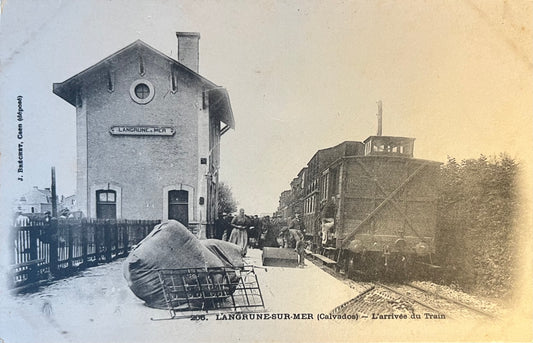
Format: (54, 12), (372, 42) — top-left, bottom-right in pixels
(339, 155), (443, 166)
(309, 140), (363, 160)
(363, 135), (416, 143)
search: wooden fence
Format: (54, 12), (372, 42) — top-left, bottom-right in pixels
(9, 218), (160, 292)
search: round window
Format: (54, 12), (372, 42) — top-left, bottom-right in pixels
(134, 83), (150, 99)
(130, 79), (155, 104)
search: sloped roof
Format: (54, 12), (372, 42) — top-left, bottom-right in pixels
(20, 187), (52, 205)
(310, 141), (363, 163)
(53, 40), (234, 129)
(206, 87), (235, 129)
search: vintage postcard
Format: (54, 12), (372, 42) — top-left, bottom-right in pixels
(0, 1), (531, 342)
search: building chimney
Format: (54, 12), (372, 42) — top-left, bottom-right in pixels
(176, 32), (200, 73)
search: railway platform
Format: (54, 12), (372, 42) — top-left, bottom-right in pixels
(1, 247), (359, 343)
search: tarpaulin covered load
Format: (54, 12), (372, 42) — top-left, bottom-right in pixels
(201, 239), (245, 269)
(123, 220), (243, 309)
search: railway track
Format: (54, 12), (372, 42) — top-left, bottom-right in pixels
(330, 281), (499, 321)
(403, 283), (498, 319)
(374, 282), (449, 319)
(310, 256), (499, 321)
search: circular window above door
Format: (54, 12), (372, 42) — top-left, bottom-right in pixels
(129, 79), (155, 104)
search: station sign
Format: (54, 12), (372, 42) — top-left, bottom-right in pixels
(110, 126), (175, 136)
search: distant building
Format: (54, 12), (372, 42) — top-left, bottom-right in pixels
(276, 167), (307, 221)
(277, 190), (292, 219)
(301, 141), (365, 238)
(15, 186), (54, 214)
(289, 167), (306, 216)
(59, 194), (77, 212)
(53, 33), (235, 236)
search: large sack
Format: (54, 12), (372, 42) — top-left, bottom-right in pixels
(200, 239), (245, 268)
(123, 220), (241, 309)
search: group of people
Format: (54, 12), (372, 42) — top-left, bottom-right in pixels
(215, 209), (272, 256)
(214, 210), (308, 267)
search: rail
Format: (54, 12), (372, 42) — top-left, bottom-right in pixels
(315, 253), (499, 321)
(404, 283), (497, 319)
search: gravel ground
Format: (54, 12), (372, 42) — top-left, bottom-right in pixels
(307, 254), (510, 321)
(378, 283), (490, 321)
(409, 280), (509, 318)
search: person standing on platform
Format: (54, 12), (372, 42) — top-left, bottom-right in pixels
(229, 208), (250, 257)
(279, 225), (306, 267)
(222, 214), (233, 241)
(292, 229), (306, 267)
(261, 216), (278, 247)
(288, 213), (305, 234)
(289, 214), (306, 267)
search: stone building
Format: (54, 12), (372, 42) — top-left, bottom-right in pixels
(14, 186), (54, 214)
(53, 32), (234, 236)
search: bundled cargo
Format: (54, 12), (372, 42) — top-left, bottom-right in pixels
(123, 220), (243, 309)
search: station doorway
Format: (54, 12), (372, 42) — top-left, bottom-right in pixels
(168, 190), (189, 226)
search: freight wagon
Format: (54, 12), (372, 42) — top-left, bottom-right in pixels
(318, 135), (441, 278)
(276, 103), (442, 278)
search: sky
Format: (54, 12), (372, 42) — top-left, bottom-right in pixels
(0, 0), (531, 215)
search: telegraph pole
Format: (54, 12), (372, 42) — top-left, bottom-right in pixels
(51, 167), (57, 217)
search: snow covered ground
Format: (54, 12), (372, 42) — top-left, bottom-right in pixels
(1, 248), (360, 343)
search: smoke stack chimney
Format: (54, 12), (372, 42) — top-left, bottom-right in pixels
(376, 100), (383, 136)
(176, 32), (200, 73)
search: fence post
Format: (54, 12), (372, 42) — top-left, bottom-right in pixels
(94, 220), (100, 263)
(28, 226), (39, 283)
(49, 218), (59, 277)
(67, 223), (73, 271)
(81, 220), (88, 266)
(122, 222), (129, 256)
(104, 221), (112, 261)
(113, 221), (119, 259)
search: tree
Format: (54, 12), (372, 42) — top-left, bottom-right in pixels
(435, 154), (518, 298)
(218, 182), (237, 214)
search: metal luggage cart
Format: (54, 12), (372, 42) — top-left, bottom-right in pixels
(156, 265), (265, 319)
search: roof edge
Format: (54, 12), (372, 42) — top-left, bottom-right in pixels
(53, 39), (220, 106)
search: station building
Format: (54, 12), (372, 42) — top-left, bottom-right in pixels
(53, 32), (235, 235)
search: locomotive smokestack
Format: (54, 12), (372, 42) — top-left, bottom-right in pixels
(376, 100), (383, 136)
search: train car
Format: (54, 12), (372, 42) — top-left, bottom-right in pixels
(302, 141), (365, 245)
(315, 135), (441, 278)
